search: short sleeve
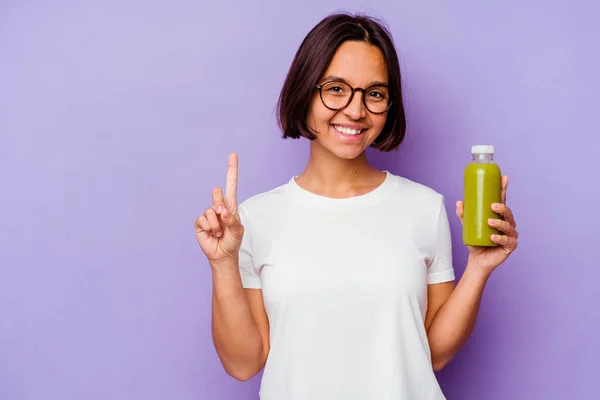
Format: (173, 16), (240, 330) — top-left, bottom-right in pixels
(427, 197), (456, 284)
(238, 204), (262, 289)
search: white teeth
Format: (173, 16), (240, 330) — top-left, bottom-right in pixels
(333, 125), (363, 135)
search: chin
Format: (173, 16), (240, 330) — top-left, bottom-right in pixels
(326, 144), (367, 160)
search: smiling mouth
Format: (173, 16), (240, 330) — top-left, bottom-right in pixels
(332, 124), (366, 136)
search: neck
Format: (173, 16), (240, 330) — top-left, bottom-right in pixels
(295, 141), (383, 198)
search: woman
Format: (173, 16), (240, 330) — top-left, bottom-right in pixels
(195, 12), (518, 400)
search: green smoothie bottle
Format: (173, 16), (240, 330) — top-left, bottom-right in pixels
(463, 145), (502, 247)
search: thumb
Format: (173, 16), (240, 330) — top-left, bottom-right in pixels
(456, 200), (464, 225)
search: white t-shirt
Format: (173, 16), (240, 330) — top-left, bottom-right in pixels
(237, 171), (455, 400)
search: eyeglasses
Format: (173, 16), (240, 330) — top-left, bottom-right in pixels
(314, 80), (392, 114)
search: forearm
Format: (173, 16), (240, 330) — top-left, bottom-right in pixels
(211, 258), (264, 380)
(427, 258), (491, 370)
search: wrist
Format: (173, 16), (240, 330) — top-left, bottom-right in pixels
(210, 257), (240, 276)
(465, 256), (493, 283)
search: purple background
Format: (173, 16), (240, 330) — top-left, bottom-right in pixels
(1, 1), (598, 399)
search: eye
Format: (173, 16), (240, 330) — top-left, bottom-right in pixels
(326, 85), (345, 93)
(321, 81), (350, 95)
(368, 90), (386, 99)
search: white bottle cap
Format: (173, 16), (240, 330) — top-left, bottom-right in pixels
(471, 145), (495, 154)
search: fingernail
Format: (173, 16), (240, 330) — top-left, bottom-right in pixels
(215, 232), (222, 237)
(491, 234), (498, 240)
(488, 218), (494, 224)
(217, 206), (222, 213)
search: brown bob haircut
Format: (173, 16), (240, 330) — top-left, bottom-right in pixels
(277, 12), (406, 151)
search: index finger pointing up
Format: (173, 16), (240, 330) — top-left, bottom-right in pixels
(225, 152), (238, 203)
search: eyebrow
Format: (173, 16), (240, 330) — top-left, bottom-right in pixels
(320, 75), (389, 87)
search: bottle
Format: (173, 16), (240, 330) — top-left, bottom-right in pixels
(463, 145), (502, 247)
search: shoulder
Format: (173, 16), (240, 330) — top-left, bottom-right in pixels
(385, 173), (450, 246)
(238, 180), (292, 219)
(385, 172), (445, 207)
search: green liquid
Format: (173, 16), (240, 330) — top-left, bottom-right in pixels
(463, 162), (502, 247)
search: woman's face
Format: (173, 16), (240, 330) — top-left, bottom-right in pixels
(306, 41), (390, 160)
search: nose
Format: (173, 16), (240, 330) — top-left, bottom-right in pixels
(343, 89), (367, 120)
